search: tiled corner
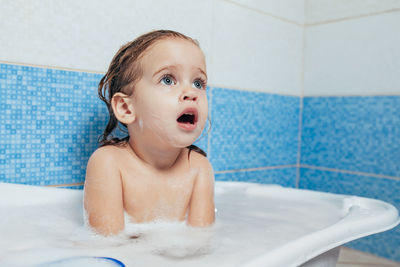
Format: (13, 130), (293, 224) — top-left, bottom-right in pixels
(304, 11), (400, 96)
(215, 167), (297, 188)
(0, 63), (105, 185)
(306, 0), (400, 25)
(228, 0), (305, 24)
(209, 87), (299, 172)
(299, 167), (400, 262)
(301, 96), (400, 177)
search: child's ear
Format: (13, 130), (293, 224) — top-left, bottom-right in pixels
(111, 93), (136, 124)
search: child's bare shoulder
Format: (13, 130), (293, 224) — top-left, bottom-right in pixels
(188, 149), (214, 176)
(89, 145), (126, 163)
(86, 145), (129, 177)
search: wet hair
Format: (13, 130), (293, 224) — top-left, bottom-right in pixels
(97, 29), (207, 157)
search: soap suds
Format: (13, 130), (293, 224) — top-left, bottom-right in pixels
(0, 182), (345, 267)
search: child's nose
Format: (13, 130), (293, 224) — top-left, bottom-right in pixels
(180, 90), (198, 102)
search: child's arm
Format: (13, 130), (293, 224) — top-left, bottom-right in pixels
(84, 147), (125, 235)
(187, 155), (215, 227)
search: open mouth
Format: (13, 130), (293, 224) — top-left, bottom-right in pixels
(177, 108), (198, 130)
(177, 113), (196, 124)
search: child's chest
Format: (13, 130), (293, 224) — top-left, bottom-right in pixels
(119, 164), (199, 223)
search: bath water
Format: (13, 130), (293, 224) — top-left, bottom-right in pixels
(0, 182), (345, 266)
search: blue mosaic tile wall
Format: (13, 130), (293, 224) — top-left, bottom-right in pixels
(0, 63), (214, 186)
(300, 96), (400, 262)
(0, 63), (299, 187)
(209, 88), (299, 172)
(301, 96), (400, 177)
(0, 64), (106, 185)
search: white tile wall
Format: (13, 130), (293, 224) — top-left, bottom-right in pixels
(211, 1), (303, 95)
(0, 0), (214, 73)
(228, 0), (305, 25)
(0, 0), (304, 95)
(4, 0), (397, 97)
(304, 11), (400, 96)
(306, 0), (400, 25)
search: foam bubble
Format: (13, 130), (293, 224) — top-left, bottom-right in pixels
(0, 182), (345, 267)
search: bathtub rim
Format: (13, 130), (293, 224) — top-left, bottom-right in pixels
(0, 181), (399, 267)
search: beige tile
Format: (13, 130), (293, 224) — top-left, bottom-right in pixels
(337, 247), (400, 266)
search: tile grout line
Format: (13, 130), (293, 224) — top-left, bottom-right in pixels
(0, 61), (300, 97)
(207, 87), (213, 159)
(296, 20), (306, 189)
(2, 62), (399, 97)
(46, 182), (84, 187)
(207, 0), (217, 160)
(209, 83), (301, 97)
(46, 164), (400, 187)
(301, 164), (400, 181)
(0, 60), (104, 74)
(221, 0), (399, 28)
(215, 164), (400, 182)
(215, 165), (298, 174)
(304, 93), (400, 97)
(305, 8), (400, 27)
(221, 0), (302, 27)
(295, 102), (303, 187)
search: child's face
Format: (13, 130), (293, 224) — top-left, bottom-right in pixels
(131, 38), (208, 148)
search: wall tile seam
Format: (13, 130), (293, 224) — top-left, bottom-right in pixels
(0, 60), (105, 75)
(5, 63), (399, 97)
(215, 165), (298, 174)
(45, 182), (84, 188)
(296, 97), (303, 189)
(221, 0), (303, 27)
(303, 93), (400, 97)
(27, 164), (400, 187)
(304, 8), (400, 27)
(301, 164), (400, 182)
(218, 1), (400, 28)
(207, 87), (213, 158)
(296, 24), (306, 188)
(40, 165), (298, 188)
(210, 84), (301, 97)
(0, 63), (301, 96)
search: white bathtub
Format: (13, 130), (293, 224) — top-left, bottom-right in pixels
(0, 181), (398, 267)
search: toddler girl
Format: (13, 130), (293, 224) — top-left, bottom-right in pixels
(84, 30), (215, 236)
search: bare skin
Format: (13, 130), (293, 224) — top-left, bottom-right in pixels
(84, 38), (215, 236)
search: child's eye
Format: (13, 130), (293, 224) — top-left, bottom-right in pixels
(193, 79), (206, 90)
(161, 75), (176, 86)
